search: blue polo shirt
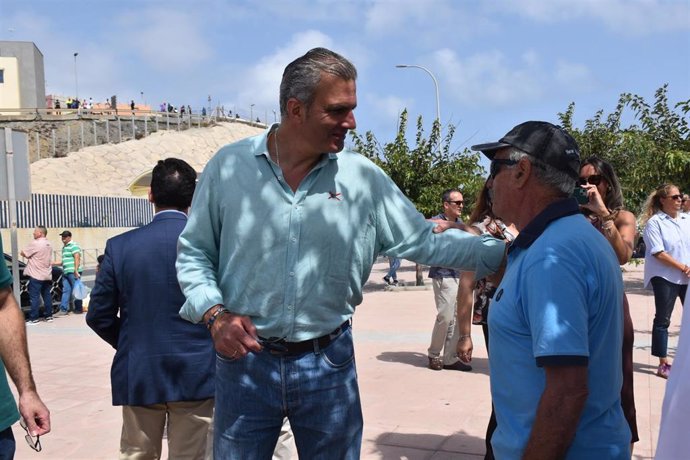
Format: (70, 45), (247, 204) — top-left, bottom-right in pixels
(489, 198), (630, 459)
(0, 236), (20, 431)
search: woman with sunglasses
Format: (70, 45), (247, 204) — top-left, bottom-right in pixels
(640, 184), (690, 380)
(578, 156), (639, 448)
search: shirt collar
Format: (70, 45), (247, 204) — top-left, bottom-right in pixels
(509, 197), (581, 252)
(255, 124), (338, 164)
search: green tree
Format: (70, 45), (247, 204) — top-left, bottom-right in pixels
(350, 109), (485, 284)
(559, 84), (690, 214)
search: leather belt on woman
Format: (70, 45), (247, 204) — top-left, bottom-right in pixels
(259, 321), (351, 356)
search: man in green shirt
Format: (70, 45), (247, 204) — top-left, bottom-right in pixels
(58, 230), (83, 315)
(0, 235), (51, 456)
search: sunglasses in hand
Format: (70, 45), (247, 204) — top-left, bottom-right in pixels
(19, 418), (42, 452)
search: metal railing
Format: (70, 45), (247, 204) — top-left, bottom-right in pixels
(0, 108), (269, 161)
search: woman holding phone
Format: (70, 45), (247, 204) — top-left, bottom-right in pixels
(578, 156), (639, 449)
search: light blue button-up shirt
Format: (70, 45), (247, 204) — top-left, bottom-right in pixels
(643, 211), (690, 288)
(176, 125), (505, 341)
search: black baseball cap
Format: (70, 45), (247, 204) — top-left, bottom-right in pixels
(59, 230), (72, 237)
(471, 121), (581, 179)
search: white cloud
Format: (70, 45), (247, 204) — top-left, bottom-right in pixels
(494, 0), (689, 35)
(555, 60), (594, 89)
(116, 8), (212, 71)
(433, 48), (543, 108)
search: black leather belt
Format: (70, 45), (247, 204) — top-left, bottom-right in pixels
(259, 321), (350, 356)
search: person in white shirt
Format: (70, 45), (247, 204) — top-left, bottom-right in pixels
(640, 184), (690, 379)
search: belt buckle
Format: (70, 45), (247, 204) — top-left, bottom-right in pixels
(259, 337), (289, 355)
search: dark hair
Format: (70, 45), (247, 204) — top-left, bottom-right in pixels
(469, 181), (494, 225)
(279, 47), (357, 117)
(580, 156), (624, 210)
(442, 188), (461, 202)
(97, 255), (105, 265)
(150, 158), (197, 210)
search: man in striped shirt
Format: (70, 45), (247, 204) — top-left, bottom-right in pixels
(57, 230), (83, 315)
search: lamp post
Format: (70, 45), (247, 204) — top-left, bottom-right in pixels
(73, 52), (79, 101)
(395, 64), (441, 129)
(140, 91), (144, 107)
(250, 104), (255, 123)
(272, 109), (277, 123)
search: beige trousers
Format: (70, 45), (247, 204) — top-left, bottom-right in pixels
(428, 277), (460, 365)
(119, 398), (214, 460)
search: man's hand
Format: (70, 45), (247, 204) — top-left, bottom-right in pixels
(18, 390), (50, 437)
(430, 219), (480, 235)
(206, 308), (262, 360)
(456, 337), (473, 363)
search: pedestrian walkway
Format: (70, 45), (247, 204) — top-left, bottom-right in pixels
(12, 259), (676, 459)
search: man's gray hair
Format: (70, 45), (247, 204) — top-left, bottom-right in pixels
(36, 225), (48, 236)
(508, 148), (575, 196)
(279, 47), (357, 118)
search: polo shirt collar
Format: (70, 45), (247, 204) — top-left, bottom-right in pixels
(509, 197), (580, 252)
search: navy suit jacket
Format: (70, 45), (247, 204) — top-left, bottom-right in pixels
(86, 211), (215, 406)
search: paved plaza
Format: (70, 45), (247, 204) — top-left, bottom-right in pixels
(11, 259), (676, 459)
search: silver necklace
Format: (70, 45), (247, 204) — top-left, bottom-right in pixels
(273, 126), (280, 167)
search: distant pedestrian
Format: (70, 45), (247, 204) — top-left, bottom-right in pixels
(20, 226), (54, 323)
(383, 257), (400, 285)
(426, 188), (471, 372)
(130, 100), (135, 112)
(57, 230), (83, 315)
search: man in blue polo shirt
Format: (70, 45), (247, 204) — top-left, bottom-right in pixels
(472, 121), (630, 459)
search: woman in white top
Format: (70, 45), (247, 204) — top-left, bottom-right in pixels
(641, 184), (690, 379)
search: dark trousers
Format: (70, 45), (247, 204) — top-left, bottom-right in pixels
(650, 277), (687, 358)
(482, 317), (496, 460)
(0, 426), (16, 460)
(28, 277), (52, 321)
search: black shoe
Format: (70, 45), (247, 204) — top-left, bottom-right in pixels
(443, 361), (472, 372)
(383, 276), (391, 285)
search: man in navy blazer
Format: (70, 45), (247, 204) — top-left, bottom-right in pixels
(87, 158), (214, 459)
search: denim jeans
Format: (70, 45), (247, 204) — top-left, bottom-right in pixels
(386, 257), (401, 280)
(28, 277), (53, 321)
(214, 327), (363, 459)
(60, 272), (83, 312)
(651, 276), (688, 358)
(0, 427), (15, 460)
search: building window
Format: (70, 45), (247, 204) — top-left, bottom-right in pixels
(0, 69), (4, 83)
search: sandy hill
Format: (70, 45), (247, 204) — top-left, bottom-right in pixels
(29, 122), (264, 197)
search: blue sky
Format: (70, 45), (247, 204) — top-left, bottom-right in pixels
(2, 0), (689, 158)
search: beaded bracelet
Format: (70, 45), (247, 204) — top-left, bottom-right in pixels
(206, 305), (229, 330)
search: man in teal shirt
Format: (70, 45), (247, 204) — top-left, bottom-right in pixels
(176, 48), (505, 459)
(0, 236), (51, 456)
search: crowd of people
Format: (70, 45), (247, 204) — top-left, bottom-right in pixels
(2, 46), (689, 459)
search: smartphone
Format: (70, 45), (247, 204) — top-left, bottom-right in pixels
(573, 186), (589, 205)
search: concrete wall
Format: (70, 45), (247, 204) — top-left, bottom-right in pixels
(0, 41), (46, 110)
(0, 56), (20, 112)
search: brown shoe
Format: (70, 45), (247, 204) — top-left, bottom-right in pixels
(428, 357), (443, 371)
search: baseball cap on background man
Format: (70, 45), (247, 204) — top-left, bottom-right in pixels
(59, 230), (72, 237)
(471, 121), (581, 179)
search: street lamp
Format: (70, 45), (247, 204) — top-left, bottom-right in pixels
(272, 109), (277, 123)
(250, 104), (255, 123)
(140, 91), (144, 107)
(395, 64), (441, 128)
(73, 52), (79, 101)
